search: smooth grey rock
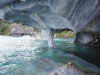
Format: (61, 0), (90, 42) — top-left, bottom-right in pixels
(0, 0), (100, 47)
(0, 0), (100, 32)
(49, 62), (96, 75)
(74, 32), (100, 47)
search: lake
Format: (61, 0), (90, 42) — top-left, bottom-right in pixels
(0, 35), (100, 75)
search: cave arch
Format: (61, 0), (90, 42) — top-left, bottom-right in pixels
(0, 0), (100, 47)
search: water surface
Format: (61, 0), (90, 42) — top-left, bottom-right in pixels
(0, 35), (100, 75)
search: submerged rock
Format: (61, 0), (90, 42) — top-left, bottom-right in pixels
(49, 62), (96, 75)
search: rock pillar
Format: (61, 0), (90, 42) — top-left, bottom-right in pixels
(74, 32), (100, 47)
(45, 28), (55, 48)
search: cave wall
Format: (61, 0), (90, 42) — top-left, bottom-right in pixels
(74, 16), (100, 47)
(0, 0), (100, 47)
(74, 32), (93, 44)
(0, 0), (100, 32)
(81, 16), (100, 32)
(74, 32), (100, 47)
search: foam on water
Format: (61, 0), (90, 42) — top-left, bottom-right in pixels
(0, 35), (100, 75)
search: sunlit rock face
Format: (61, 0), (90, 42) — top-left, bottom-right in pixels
(0, 0), (100, 47)
(10, 23), (33, 34)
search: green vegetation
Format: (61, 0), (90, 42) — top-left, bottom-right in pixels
(33, 28), (39, 33)
(54, 30), (75, 38)
(0, 20), (11, 35)
(0, 19), (75, 38)
(0, 26), (10, 35)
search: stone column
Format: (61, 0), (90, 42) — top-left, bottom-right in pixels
(45, 28), (55, 48)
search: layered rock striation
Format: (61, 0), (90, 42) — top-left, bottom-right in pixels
(0, 0), (100, 47)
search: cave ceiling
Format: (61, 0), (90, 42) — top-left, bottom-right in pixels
(0, 0), (100, 32)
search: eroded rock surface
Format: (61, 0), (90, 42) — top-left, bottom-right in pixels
(0, 0), (100, 47)
(0, 0), (100, 32)
(74, 32), (100, 48)
(49, 62), (96, 75)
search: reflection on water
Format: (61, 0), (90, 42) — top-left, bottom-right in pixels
(0, 36), (100, 75)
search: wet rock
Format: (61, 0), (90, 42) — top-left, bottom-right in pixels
(74, 32), (100, 48)
(49, 62), (96, 75)
(86, 32), (100, 48)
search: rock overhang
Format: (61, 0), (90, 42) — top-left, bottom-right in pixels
(0, 0), (100, 32)
(0, 0), (100, 47)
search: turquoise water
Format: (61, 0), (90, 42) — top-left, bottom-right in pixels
(0, 35), (100, 75)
